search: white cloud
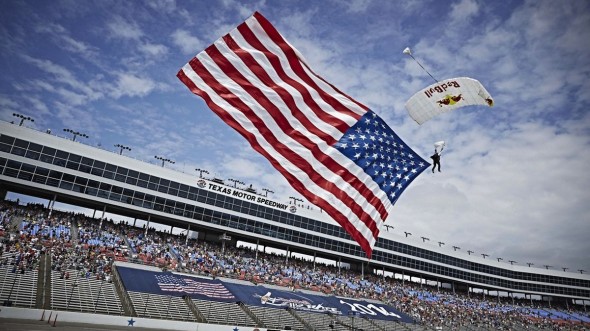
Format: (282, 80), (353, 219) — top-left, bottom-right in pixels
(111, 73), (156, 98)
(139, 42), (169, 57)
(171, 29), (204, 55)
(106, 16), (143, 40)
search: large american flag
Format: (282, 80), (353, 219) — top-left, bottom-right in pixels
(177, 12), (429, 258)
(155, 274), (235, 299)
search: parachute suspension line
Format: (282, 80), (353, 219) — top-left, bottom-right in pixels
(403, 47), (438, 83)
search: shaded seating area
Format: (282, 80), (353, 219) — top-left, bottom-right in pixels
(190, 298), (257, 327)
(127, 291), (197, 321)
(50, 269), (123, 315)
(246, 305), (307, 331)
(0, 262), (37, 308)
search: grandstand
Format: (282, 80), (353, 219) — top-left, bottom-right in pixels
(1, 120), (590, 330)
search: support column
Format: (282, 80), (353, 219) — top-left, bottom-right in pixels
(361, 261), (364, 280)
(185, 225), (190, 245)
(255, 239), (259, 261)
(285, 246), (289, 263)
(313, 252), (316, 271)
(145, 215), (150, 236)
(133, 218), (137, 227)
(170, 225), (174, 234)
(98, 205), (106, 230)
(47, 194), (57, 218)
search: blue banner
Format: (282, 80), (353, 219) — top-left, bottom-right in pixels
(116, 266), (413, 322)
(223, 282), (413, 323)
(117, 267), (236, 302)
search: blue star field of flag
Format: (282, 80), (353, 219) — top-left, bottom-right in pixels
(334, 111), (430, 205)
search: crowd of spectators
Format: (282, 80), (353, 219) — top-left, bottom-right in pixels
(0, 199), (588, 330)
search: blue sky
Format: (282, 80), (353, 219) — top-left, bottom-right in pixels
(1, 0), (589, 273)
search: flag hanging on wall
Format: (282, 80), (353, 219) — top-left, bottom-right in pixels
(177, 11), (429, 258)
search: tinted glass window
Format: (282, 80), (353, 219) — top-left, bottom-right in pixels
(68, 153), (81, 162)
(14, 139), (29, 148)
(28, 142), (43, 152)
(0, 135), (15, 145)
(41, 146), (56, 156)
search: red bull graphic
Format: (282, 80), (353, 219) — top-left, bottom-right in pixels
(424, 80), (461, 98)
(437, 94), (464, 107)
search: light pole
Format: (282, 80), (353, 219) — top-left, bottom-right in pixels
(467, 250), (474, 255)
(12, 113), (34, 126)
(154, 155), (175, 167)
(228, 178), (244, 188)
(438, 241), (445, 247)
(452, 246), (460, 251)
(262, 188), (274, 197)
(527, 263), (534, 267)
(509, 260), (517, 265)
(289, 196), (303, 206)
(481, 254), (489, 259)
(195, 168), (209, 178)
(404, 232), (412, 237)
(497, 258), (503, 262)
(420, 236), (429, 243)
(63, 128), (88, 141)
(543, 265), (552, 270)
(383, 225), (393, 232)
(114, 144), (131, 155)
(579, 270), (586, 274)
(562, 267), (569, 272)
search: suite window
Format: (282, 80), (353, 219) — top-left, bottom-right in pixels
(40, 153), (55, 167)
(41, 146), (56, 156)
(53, 155), (66, 167)
(17, 168), (33, 181)
(0, 135), (15, 145)
(11, 146), (26, 157)
(20, 163), (35, 174)
(14, 138), (29, 149)
(45, 171), (60, 187)
(66, 159), (80, 171)
(55, 150), (69, 160)
(33, 167), (49, 184)
(0, 142), (11, 153)
(147, 177), (158, 190)
(127, 169), (139, 179)
(67, 153), (81, 163)
(86, 180), (99, 196)
(25, 149), (40, 160)
(62, 173), (75, 183)
(126, 176), (137, 185)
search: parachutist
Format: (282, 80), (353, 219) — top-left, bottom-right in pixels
(431, 147), (443, 173)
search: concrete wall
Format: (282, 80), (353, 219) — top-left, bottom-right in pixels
(0, 307), (271, 331)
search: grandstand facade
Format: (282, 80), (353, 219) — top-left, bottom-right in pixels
(1, 120), (589, 307)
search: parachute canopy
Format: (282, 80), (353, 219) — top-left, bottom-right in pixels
(405, 77), (493, 125)
(434, 141), (446, 152)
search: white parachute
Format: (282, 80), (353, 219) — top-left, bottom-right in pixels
(434, 141), (446, 153)
(405, 77), (494, 125)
